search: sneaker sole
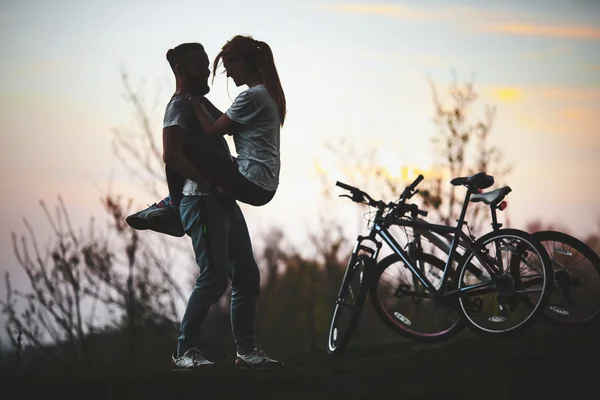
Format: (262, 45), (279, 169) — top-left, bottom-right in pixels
(126, 215), (150, 230)
(172, 364), (216, 372)
(126, 214), (185, 237)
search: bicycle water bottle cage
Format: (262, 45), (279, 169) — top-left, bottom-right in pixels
(450, 172), (494, 190)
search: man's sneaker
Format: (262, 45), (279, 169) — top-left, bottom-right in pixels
(235, 349), (283, 369)
(125, 195), (184, 237)
(172, 348), (215, 371)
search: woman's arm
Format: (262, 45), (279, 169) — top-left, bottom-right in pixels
(201, 98), (224, 121)
(185, 94), (239, 136)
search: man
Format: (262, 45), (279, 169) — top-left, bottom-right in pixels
(134, 42), (282, 370)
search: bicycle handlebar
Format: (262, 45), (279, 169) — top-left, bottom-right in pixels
(407, 174), (424, 192)
(335, 181), (357, 192)
(335, 175), (428, 220)
(335, 181), (380, 207)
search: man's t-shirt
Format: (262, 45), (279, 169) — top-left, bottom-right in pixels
(225, 84), (280, 192)
(163, 95), (232, 196)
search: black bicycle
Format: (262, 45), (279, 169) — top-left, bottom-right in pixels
(326, 172), (554, 354)
(414, 185), (600, 327)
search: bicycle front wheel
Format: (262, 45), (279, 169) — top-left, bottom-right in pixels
(534, 230), (600, 325)
(455, 229), (553, 336)
(370, 252), (465, 343)
(326, 254), (371, 354)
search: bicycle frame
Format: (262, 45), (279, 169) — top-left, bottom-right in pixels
(409, 201), (515, 277)
(353, 187), (500, 299)
(411, 199), (506, 258)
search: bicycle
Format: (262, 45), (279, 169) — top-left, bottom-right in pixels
(407, 185), (600, 327)
(326, 172), (554, 354)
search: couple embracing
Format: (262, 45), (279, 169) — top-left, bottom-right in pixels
(126, 34), (285, 370)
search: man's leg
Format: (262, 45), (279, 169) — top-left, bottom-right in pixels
(227, 203), (282, 368)
(175, 195), (231, 363)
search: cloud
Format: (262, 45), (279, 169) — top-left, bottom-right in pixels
(17, 62), (69, 75)
(313, 3), (600, 40)
(519, 117), (599, 146)
(493, 87), (523, 103)
(311, 3), (509, 21)
(538, 87), (600, 102)
(518, 46), (572, 61)
(515, 105), (600, 145)
(486, 85), (600, 103)
(557, 108), (597, 121)
(584, 64), (600, 72)
(313, 3), (432, 19)
(481, 24), (600, 40)
(366, 51), (450, 67)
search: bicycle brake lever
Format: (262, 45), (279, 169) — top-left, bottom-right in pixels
(352, 192), (366, 203)
(338, 194), (353, 200)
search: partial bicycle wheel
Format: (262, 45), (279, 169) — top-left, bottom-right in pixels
(455, 228), (553, 336)
(533, 230), (600, 325)
(370, 252), (465, 343)
(326, 254), (371, 354)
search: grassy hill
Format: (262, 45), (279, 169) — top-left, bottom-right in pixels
(1, 320), (598, 400)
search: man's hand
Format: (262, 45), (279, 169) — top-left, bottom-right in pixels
(163, 125), (213, 190)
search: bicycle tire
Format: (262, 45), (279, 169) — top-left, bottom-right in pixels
(455, 228), (553, 337)
(326, 254), (371, 354)
(533, 230), (600, 325)
(369, 252), (465, 343)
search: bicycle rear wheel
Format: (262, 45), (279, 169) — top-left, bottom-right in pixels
(370, 253), (464, 343)
(455, 229), (553, 336)
(326, 254), (371, 354)
(534, 230), (600, 325)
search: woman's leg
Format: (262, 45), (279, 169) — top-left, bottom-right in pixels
(182, 145), (275, 207)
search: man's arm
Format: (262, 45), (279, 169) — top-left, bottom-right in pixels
(162, 125), (212, 191)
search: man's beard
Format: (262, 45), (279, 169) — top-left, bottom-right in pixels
(184, 72), (210, 95)
(192, 81), (210, 96)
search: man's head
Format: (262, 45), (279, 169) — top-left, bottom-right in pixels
(166, 43), (210, 95)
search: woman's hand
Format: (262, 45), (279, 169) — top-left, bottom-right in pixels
(182, 92), (207, 104)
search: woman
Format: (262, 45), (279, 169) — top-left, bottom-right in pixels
(181, 34), (286, 207)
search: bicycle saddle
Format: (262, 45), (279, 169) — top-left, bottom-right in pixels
(470, 186), (512, 206)
(450, 172), (494, 190)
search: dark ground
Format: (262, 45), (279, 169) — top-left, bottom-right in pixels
(1, 321), (598, 400)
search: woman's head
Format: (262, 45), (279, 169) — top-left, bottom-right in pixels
(213, 35), (287, 126)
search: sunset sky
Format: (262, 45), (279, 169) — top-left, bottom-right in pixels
(1, 0), (599, 308)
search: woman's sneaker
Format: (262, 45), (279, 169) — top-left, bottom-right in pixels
(235, 349), (283, 369)
(172, 348), (215, 371)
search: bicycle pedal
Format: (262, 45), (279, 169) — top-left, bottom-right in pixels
(434, 299), (457, 316)
(498, 293), (520, 312)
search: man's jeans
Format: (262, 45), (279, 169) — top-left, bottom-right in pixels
(177, 194), (260, 355)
